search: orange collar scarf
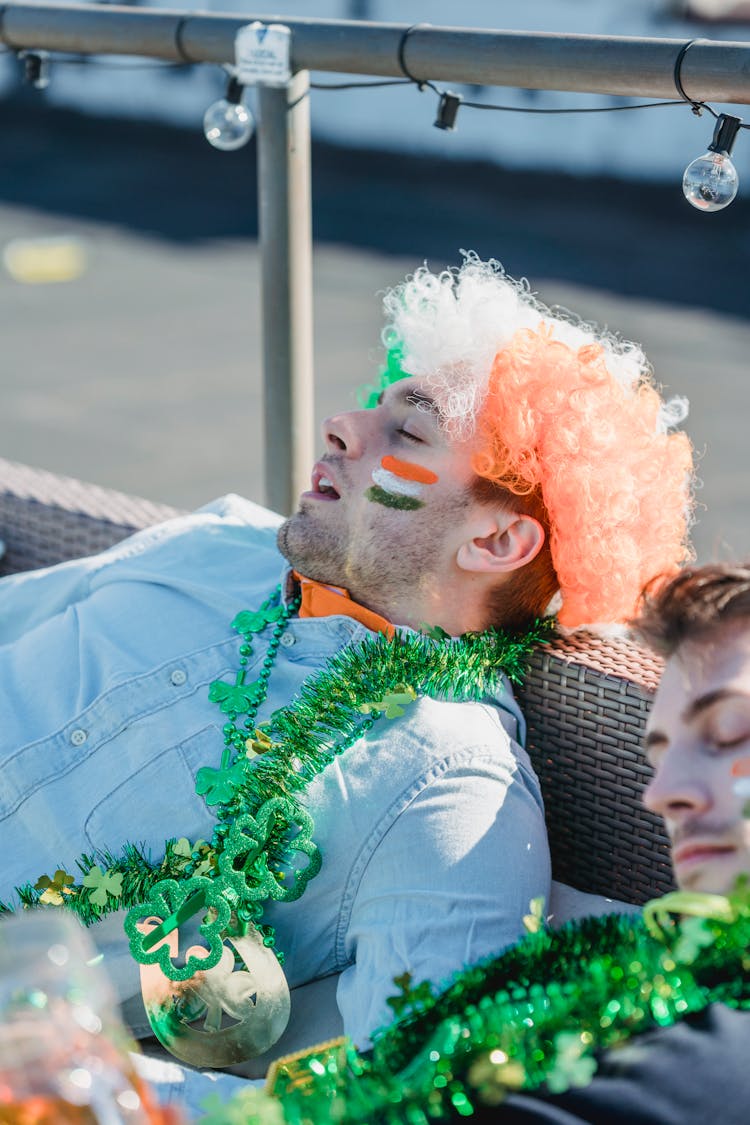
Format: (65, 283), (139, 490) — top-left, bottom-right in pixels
(294, 572), (395, 638)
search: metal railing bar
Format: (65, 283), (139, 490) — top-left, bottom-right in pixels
(1, 5), (750, 104)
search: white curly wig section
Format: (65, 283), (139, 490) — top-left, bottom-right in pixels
(381, 252), (684, 440)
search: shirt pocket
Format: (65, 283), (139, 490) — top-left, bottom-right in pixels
(83, 724), (224, 858)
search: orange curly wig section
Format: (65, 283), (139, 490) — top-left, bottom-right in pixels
(473, 326), (694, 628)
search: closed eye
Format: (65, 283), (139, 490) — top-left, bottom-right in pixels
(396, 427), (423, 444)
(713, 733), (750, 750)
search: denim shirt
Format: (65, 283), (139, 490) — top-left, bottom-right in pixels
(0, 495), (550, 1049)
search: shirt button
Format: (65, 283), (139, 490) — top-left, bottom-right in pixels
(170, 669), (187, 686)
(70, 728), (88, 746)
(280, 633), (296, 648)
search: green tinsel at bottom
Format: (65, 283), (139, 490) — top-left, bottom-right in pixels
(199, 889), (750, 1125)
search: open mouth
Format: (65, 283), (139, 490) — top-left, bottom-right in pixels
(316, 476), (340, 500)
(305, 465), (341, 501)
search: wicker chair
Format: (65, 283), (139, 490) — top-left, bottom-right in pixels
(0, 455), (673, 908)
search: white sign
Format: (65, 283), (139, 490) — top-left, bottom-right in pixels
(234, 22), (292, 87)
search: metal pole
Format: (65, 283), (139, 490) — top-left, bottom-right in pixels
(257, 70), (314, 517)
(3, 1), (750, 513)
(1, 3), (750, 103)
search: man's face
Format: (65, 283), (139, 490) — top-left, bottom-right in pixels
(644, 622), (750, 894)
(277, 377), (484, 613)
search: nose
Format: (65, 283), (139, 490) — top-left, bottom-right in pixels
(322, 409), (369, 458)
(643, 748), (712, 823)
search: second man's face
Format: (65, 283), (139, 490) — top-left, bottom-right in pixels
(644, 621), (750, 895)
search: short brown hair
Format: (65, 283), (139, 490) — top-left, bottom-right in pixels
(470, 476), (559, 633)
(636, 563), (750, 657)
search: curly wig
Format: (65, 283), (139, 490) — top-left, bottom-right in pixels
(371, 254), (694, 629)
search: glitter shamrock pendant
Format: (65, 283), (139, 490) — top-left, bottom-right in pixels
(136, 915), (290, 1067)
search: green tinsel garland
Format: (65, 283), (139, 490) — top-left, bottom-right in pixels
(6, 620), (552, 937)
(200, 887), (750, 1125)
(235, 625), (551, 811)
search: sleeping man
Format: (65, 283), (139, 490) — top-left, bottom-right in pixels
(0, 255), (693, 1095)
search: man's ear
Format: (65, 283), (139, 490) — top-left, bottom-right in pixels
(456, 512), (545, 574)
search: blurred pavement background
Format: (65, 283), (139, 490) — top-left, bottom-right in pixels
(0, 0), (749, 564)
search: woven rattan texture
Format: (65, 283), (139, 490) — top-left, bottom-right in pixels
(1, 459), (673, 904)
(517, 637), (674, 905)
(0, 456), (181, 575)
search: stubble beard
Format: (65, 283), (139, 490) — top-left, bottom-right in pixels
(276, 505), (350, 585)
(277, 502), (428, 612)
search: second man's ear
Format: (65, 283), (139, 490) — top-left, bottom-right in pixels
(456, 513), (545, 575)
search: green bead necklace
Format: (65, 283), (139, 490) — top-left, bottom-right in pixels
(196, 585), (302, 837)
(20, 586), (553, 989)
(125, 584), (382, 980)
(126, 584), (321, 979)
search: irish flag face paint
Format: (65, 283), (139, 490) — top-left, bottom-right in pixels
(731, 757), (750, 803)
(366, 455), (439, 511)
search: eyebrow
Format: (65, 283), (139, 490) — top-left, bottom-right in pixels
(378, 386), (438, 414)
(684, 687), (750, 722)
(645, 687), (750, 750)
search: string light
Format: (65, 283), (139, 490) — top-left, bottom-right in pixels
(203, 76), (254, 151)
(434, 91), (462, 131)
(9, 37), (748, 207)
(683, 113), (742, 212)
(19, 50), (50, 90)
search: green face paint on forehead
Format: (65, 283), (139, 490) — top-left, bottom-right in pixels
(365, 485), (424, 511)
(358, 345), (411, 410)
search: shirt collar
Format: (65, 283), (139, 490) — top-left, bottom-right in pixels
(290, 571), (395, 638)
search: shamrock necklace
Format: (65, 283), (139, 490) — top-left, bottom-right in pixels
(129, 585), (320, 1067)
(21, 584), (553, 1066)
(198, 588), (302, 811)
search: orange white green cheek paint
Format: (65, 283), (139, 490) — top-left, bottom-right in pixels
(731, 757), (750, 815)
(365, 455), (439, 511)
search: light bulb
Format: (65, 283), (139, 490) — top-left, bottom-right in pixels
(203, 78), (255, 151)
(683, 114), (742, 213)
(683, 151), (738, 212)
